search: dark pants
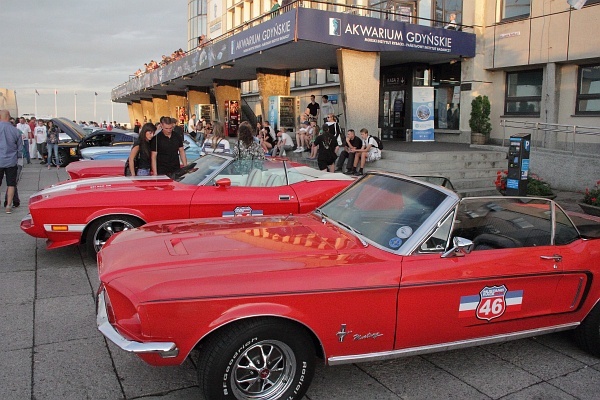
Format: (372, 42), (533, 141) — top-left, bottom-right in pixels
(23, 139), (31, 164)
(336, 150), (356, 171)
(2, 165), (20, 207)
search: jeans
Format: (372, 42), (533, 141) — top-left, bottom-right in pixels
(22, 139), (31, 163)
(47, 143), (59, 166)
(137, 168), (151, 176)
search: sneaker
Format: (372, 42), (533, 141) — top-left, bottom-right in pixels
(353, 170), (363, 176)
(293, 147), (304, 153)
(344, 169), (355, 175)
(5, 207), (11, 214)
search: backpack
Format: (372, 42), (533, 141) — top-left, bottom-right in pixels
(370, 135), (383, 150)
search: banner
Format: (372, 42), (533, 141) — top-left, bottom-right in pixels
(412, 87), (435, 142)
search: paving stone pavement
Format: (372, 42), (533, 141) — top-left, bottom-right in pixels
(1, 160), (599, 400)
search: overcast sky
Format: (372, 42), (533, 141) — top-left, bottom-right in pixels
(1, 0), (186, 123)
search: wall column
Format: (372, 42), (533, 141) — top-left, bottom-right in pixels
(187, 88), (211, 117)
(212, 80), (241, 122)
(336, 49), (380, 137)
(129, 101), (143, 126)
(256, 69), (290, 121)
(167, 92), (187, 122)
(152, 96), (169, 121)
(140, 98), (155, 124)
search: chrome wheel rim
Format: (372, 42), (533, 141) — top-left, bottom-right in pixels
(230, 340), (296, 400)
(93, 219), (135, 252)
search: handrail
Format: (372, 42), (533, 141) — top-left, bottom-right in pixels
(500, 119), (600, 156)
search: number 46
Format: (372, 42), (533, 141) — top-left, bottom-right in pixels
(479, 298), (504, 315)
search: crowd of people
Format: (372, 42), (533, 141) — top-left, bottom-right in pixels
(133, 48), (187, 77)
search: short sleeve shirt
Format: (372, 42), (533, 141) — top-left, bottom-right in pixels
(150, 132), (184, 175)
(306, 102), (320, 117)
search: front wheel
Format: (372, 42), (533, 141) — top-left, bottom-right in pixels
(197, 319), (316, 400)
(58, 148), (70, 167)
(85, 215), (141, 256)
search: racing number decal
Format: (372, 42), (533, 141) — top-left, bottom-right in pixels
(459, 285), (523, 321)
(476, 286), (507, 321)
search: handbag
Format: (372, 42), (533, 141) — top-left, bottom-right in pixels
(124, 154), (139, 176)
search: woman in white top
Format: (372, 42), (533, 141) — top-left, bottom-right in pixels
(202, 121), (231, 154)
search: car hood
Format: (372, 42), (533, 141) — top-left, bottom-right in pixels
(35, 175), (174, 197)
(98, 215), (371, 302)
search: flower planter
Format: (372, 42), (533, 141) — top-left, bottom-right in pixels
(471, 132), (486, 145)
(579, 203), (600, 217)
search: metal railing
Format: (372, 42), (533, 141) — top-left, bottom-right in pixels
(500, 119), (600, 157)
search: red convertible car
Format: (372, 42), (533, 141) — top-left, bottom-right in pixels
(21, 154), (353, 255)
(65, 159), (126, 180)
(96, 172), (600, 400)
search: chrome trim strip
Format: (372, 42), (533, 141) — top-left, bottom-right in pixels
(327, 323), (579, 366)
(96, 290), (178, 357)
(44, 224), (86, 232)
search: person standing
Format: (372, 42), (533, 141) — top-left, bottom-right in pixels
(313, 124), (338, 172)
(233, 121), (265, 160)
(188, 113), (197, 137)
(133, 119), (141, 134)
(28, 117), (37, 159)
(201, 121), (230, 154)
(128, 123), (156, 176)
(0, 110), (22, 214)
(305, 95), (320, 123)
(34, 120), (47, 163)
(16, 117), (31, 164)
(320, 95), (335, 124)
(150, 116), (187, 177)
(46, 120), (60, 169)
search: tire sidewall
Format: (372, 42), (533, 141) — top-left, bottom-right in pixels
(206, 322), (314, 400)
(85, 215), (139, 256)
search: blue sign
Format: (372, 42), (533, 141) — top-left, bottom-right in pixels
(412, 87), (435, 142)
(507, 179), (519, 189)
(229, 12), (296, 59)
(297, 8), (475, 57)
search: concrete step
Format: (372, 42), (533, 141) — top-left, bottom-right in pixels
(381, 150), (507, 163)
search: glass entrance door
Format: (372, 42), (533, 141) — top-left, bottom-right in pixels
(381, 89), (407, 140)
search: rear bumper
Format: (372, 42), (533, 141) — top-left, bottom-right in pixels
(96, 290), (178, 358)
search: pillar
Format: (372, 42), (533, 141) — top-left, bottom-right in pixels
(129, 101), (144, 127)
(127, 103), (135, 128)
(140, 98), (155, 124)
(336, 49), (379, 137)
(152, 96), (169, 121)
(256, 69), (290, 120)
(212, 80), (241, 122)
(188, 88), (211, 117)
(167, 92), (187, 122)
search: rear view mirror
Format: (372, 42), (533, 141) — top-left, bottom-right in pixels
(215, 178), (231, 188)
(441, 237), (474, 258)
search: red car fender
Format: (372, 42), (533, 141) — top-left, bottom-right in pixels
(196, 302), (326, 357)
(84, 208), (148, 227)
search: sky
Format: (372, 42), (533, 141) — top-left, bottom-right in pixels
(1, 0), (187, 124)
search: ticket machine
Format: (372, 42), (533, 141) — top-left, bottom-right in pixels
(505, 133), (531, 196)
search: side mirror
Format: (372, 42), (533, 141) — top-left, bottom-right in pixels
(441, 237), (474, 258)
(215, 178), (231, 188)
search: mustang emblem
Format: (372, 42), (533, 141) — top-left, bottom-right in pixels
(336, 324), (352, 342)
(476, 285), (507, 321)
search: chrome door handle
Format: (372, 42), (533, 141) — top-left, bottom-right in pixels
(540, 254), (562, 262)
(279, 195), (291, 201)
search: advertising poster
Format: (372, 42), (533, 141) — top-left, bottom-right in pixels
(228, 100), (239, 137)
(412, 86), (435, 142)
(268, 96), (279, 130)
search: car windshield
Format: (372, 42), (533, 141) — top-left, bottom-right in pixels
(173, 154), (231, 185)
(319, 174), (448, 251)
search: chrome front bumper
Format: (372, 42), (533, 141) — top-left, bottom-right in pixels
(96, 290), (178, 358)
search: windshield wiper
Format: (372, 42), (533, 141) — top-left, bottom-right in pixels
(336, 221), (368, 248)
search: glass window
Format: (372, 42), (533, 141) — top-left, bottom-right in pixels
(309, 69), (318, 85)
(503, 0), (530, 20)
(432, 62), (461, 129)
(434, 0), (462, 28)
(505, 70), (543, 116)
(576, 64), (600, 114)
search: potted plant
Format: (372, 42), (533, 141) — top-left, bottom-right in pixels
(469, 95), (491, 144)
(579, 180), (600, 217)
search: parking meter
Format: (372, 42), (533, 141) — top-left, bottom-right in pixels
(506, 133), (531, 196)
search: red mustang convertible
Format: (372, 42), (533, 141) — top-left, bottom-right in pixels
(96, 172), (600, 400)
(21, 154), (353, 255)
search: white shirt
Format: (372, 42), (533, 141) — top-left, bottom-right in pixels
(188, 118), (196, 131)
(34, 125), (47, 144)
(16, 123), (31, 140)
(278, 132), (294, 146)
(321, 101), (335, 118)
